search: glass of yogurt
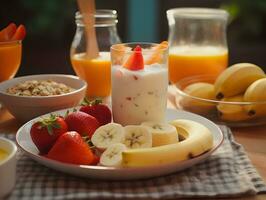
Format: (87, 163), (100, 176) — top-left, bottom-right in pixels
(111, 42), (169, 125)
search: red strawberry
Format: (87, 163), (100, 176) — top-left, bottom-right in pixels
(47, 131), (95, 165)
(80, 98), (112, 126)
(65, 111), (99, 138)
(30, 115), (68, 154)
(123, 45), (144, 70)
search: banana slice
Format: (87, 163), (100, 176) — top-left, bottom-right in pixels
(91, 123), (125, 150)
(100, 143), (127, 167)
(124, 125), (152, 149)
(141, 122), (178, 146)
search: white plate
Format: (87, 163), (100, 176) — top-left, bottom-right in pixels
(16, 108), (223, 180)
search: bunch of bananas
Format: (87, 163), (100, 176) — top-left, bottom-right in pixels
(178, 63), (266, 122)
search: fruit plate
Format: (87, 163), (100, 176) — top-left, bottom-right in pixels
(16, 108), (223, 180)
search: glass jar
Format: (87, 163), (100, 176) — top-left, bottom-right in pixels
(70, 9), (121, 98)
(167, 8), (229, 84)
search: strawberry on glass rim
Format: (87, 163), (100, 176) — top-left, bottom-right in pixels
(123, 45), (144, 71)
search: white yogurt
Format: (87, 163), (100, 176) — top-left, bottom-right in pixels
(111, 64), (168, 125)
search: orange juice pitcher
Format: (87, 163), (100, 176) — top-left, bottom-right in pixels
(167, 8), (229, 84)
(70, 10), (121, 98)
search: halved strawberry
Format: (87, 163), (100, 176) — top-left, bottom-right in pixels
(30, 115), (68, 154)
(80, 98), (112, 126)
(47, 131), (95, 165)
(0, 23), (17, 42)
(11, 24), (26, 41)
(123, 45), (144, 70)
(65, 111), (99, 138)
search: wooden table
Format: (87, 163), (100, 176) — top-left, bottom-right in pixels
(0, 107), (265, 200)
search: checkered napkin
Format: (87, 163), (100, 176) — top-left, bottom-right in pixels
(2, 126), (266, 200)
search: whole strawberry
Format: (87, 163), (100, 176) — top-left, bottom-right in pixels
(47, 131), (95, 165)
(80, 98), (112, 126)
(65, 111), (99, 138)
(30, 115), (68, 154)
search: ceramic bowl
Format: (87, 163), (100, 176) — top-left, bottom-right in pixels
(0, 74), (87, 121)
(0, 137), (17, 198)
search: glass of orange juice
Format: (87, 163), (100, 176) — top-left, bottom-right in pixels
(70, 10), (121, 99)
(0, 40), (22, 109)
(167, 8), (229, 84)
(0, 40), (21, 82)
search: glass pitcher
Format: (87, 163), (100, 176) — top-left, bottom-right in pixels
(70, 9), (121, 98)
(167, 8), (229, 84)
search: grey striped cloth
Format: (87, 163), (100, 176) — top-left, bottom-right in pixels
(2, 126), (266, 200)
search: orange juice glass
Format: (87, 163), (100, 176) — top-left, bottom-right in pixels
(70, 10), (121, 98)
(71, 52), (111, 97)
(167, 8), (229, 83)
(0, 40), (21, 82)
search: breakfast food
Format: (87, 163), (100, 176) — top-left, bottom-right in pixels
(180, 82), (216, 115)
(91, 123), (125, 150)
(141, 122), (178, 147)
(0, 148), (8, 161)
(124, 125), (152, 149)
(6, 80), (74, 96)
(122, 119), (213, 167)
(177, 62), (266, 123)
(214, 63), (265, 99)
(65, 111), (99, 138)
(112, 44), (168, 125)
(217, 95), (251, 122)
(99, 143), (127, 167)
(47, 131), (95, 165)
(80, 98), (112, 126)
(29, 101), (214, 168)
(244, 78), (266, 117)
(0, 23), (26, 42)
(30, 115), (68, 154)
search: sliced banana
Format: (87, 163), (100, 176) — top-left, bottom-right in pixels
(100, 143), (127, 167)
(91, 123), (125, 150)
(141, 122), (178, 146)
(124, 125), (152, 149)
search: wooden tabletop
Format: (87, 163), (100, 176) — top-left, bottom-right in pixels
(0, 106), (265, 200)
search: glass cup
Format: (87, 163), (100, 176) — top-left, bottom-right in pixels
(0, 40), (22, 109)
(0, 40), (21, 82)
(70, 9), (121, 100)
(167, 8), (229, 84)
(111, 43), (169, 126)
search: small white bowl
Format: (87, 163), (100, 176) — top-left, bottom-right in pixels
(0, 137), (17, 198)
(0, 74), (87, 122)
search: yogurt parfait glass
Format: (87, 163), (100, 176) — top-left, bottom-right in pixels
(111, 42), (169, 125)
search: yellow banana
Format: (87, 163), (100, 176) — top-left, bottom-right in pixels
(179, 82), (216, 115)
(217, 95), (251, 122)
(122, 119), (213, 167)
(244, 78), (266, 117)
(214, 63), (265, 99)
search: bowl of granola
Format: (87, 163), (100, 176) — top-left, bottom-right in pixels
(0, 74), (87, 121)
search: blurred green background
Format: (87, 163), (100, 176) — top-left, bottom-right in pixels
(0, 0), (265, 76)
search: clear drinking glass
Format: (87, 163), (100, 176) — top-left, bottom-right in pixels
(167, 8), (229, 84)
(70, 9), (121, 99)
(111, 43), (169, 126)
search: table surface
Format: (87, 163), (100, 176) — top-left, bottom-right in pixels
(0, 105), (265, 200)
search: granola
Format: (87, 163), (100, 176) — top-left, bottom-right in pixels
(6, 80), (74, 96)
